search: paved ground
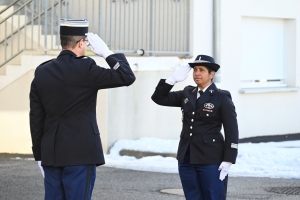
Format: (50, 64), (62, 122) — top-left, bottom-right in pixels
(0, 154), (299, 200)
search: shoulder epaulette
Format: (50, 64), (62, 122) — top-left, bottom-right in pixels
(219, 89), (232, 99)
(218, 88), (230, 93)
(38, 59), (54, 66)
(76, 56), (90, 60)
(185, 85), (197, 93)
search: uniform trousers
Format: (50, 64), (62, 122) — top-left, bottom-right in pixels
(43, 165), (96, 200)
(178, 147), (228, 200)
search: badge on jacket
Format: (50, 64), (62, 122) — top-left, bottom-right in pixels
(204, 103), (214, 109)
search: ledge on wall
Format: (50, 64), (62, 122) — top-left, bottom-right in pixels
(239, 133), (300, 143)
(239, 87), (299, 94)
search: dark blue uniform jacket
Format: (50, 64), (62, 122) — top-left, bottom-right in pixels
(30, 50), (135, 166)
(151, 79), (239, 164)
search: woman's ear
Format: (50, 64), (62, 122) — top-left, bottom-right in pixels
(210, 71), (216, 79)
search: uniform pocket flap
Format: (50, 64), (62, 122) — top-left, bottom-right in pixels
(203, 134), (224, 143)
(92, 122), (100, 135)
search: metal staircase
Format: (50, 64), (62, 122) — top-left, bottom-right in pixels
(0, 0), (64, 69)
(0, 0), (66, 90)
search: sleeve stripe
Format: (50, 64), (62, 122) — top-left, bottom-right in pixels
(113, 62), (120, 70)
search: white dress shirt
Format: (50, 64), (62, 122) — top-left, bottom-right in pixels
(197, 83), (212, 99)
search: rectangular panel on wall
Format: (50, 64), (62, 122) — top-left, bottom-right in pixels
(241, 17), (285, 85)
(66, 0), (190, 57)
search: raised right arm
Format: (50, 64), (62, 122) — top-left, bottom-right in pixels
(151, 79), (182, 107)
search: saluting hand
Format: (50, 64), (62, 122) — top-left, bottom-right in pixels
(86, 32), (114, 58)
(165, 64), (192, 85)
(218, 161), (232, 181)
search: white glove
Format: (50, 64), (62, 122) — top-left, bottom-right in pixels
(86, 32), (114, 58)
(218, 161), (232, 181)
(165, 64), (192, 85)
(38, 161), (44, 178)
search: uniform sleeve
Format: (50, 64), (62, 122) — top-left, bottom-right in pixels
(88, 53), (136, 90)
(151, 79), (182, 107)
(29, 78), (45, 161)
(220, 93), (239, 164)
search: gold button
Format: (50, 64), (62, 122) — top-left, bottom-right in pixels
(190, 133), (192, 136)
(190, 126), (193, 129)
(192, 112), (195, 115)
(206, 114), (209, 116)
(191, 119), (194, 122)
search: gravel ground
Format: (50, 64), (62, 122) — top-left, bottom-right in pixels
(0, 154), (299, 200)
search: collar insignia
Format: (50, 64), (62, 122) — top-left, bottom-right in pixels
(184, 98), (189, 104)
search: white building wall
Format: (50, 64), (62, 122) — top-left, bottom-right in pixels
(219, 0), (300, 138)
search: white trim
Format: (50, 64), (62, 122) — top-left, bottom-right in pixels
(239, 87), (298, 94)
(241, 79), (286, 88)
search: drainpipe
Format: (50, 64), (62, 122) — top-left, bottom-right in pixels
(213, 0), (221, 82)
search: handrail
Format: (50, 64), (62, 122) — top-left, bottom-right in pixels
(0, 0), (33, 25)
(0, 0), (20, 15)
(0, 0), (64, 45)
(0, 50), (24, 69)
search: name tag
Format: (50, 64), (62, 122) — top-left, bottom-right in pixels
(203, 109), (213, 112)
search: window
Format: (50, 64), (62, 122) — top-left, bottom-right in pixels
(241, 17), (286, 88)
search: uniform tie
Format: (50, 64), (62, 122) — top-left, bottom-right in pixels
(196, 90), (204, 106)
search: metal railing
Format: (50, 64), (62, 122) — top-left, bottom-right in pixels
(0, 0), (64, 67)
(0, 0), (190, 68)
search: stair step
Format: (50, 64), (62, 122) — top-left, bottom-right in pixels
(6, 64), (22, 75)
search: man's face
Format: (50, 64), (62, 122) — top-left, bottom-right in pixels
(193, 66), (215, 87)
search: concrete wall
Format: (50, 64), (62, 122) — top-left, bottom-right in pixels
(0, 71), (34, 153)
(106, 57), (195, 149)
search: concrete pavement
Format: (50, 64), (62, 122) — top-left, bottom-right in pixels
(0, 154), (299, 200)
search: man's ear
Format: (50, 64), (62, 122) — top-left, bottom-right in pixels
(78, 40), (83, 49)
(210, 71), (216, 78)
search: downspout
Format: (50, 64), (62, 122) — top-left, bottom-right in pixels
(213, 0), (221, 82)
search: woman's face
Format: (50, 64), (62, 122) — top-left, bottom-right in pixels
(193, 66), (215, 88)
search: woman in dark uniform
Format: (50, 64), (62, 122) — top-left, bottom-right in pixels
(151, 55), (239, 200)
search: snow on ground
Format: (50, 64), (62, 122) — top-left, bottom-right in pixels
(104, 138), (300, 179)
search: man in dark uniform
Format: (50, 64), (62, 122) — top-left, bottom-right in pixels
(151, 55), (239, 200)
(29, 19), (135, 200)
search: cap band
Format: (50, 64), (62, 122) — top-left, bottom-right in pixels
(60, 26), (88, 36)
(194, 60), (211, 63)
(60, 18), (89, 36)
